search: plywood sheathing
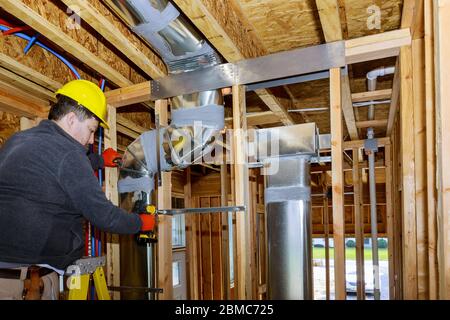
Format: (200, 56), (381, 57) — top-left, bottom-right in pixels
(0, 111), (20, 146)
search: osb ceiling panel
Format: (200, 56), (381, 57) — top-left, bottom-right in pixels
(344, 0), (403, 39)
(235, 0), (324, 53)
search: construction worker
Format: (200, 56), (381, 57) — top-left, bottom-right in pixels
(0, 79), (152, 300)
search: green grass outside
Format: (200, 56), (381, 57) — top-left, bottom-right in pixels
(313, 247), (388, 261)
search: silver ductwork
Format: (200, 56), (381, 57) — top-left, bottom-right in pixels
(103, 0), (225, 299)
(105, 0), (224, 173)
(256, 123), (318, 300)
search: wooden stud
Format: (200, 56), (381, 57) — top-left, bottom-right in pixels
(330, 67), (346, 300)
(104, 105), (120, 300)
(184, 168), (199, 299)
(385, 144), (395, 300)
(400, 45), (418, 299)
(412, 38), (429, 299)
(155, 99), (173, 300)
(232, 85), (253, 299)
(105, 82), (153, 108)
(434, 0), (450, 299)
(424, 0), (438, 300)
(221, 164), (231, 300)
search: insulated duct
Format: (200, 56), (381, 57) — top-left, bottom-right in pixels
(257, 123), (318, 300)
(106, 0), (225, 183)
(104, 0), (225, 299)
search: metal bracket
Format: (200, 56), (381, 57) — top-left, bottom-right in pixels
(67, 256), (106, 275)
(364, 138), (379, 153)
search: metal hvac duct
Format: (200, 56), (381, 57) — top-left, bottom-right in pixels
(103, 0), (225, 299)
(105, 0), (224, 173)
(256, 123), (319, 300)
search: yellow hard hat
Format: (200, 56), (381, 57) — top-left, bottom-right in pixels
(55, 79), (109, 129)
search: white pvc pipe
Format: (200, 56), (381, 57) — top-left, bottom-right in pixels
(366, 67), (395, 119)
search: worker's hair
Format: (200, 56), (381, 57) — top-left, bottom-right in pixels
(48, 95), (98, 123)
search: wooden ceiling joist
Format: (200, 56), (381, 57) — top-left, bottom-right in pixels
(316, 0), (358, 140)
(0, 0), (133, 87)
(0, 66), (55, 102)
(0, 52), (62, 92)
(173, 0), (299, 126)
(60, 0), (166, 80)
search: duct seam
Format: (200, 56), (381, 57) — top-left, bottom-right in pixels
(265, 186), (311, 203)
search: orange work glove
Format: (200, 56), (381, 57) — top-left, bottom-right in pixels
(102, 148), (122, 167)
(139, 213), (156, 232)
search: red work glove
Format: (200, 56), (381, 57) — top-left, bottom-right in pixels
(102, 148), (122, 167)
(139, 213), (156, 232)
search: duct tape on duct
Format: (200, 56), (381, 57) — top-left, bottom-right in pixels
(118, 175), (154, 194)
(265, 185), (311, 204)
(171, 104), (225, 130)
(117, 129), (170, 194)
(129, 0), (179, 32)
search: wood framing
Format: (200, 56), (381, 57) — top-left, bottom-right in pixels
(355, 119), (388, 128)
(330, 67), (346, 300)
(399, 45), (418, 299)
(385, 143), (395, 299)
(387, 59), (401, 136)
(345, 28), (412, 64)
(315, 0), (343, 42)
(232, 85), (253, 299)
(104, 105), (120, 300)
(0, 82), (48, 119)
(60, 0), (165, 80)
(351, 89), (392, 103)
(352, 148), (365, 300)
(0, 0), (133, 87)
(341, 74), (359, 140)
(155, 99), (173, 300)
(220, 164), (230, 300)
(105, 82), (152, 108)
(321, 174), (331, 300)
(424, 0), (438, 299)
(412, 38), (428, 299)
(172, 0), (299, 126)
(434, 0), (450, 299)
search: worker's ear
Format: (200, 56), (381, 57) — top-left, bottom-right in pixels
(65, 112), (79, 128)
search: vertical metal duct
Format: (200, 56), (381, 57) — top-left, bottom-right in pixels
(257, 123), (318, 300)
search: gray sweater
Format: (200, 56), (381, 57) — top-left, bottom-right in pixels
(0, 120), (141, 269)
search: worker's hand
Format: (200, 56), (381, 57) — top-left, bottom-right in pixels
(102, 148), (122, 167)
(87, 150), (104, 171)
(139, 213), (156, 232)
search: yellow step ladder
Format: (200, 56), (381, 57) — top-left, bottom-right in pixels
(67, 256), (110, 300)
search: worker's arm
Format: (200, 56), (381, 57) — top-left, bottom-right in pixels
(58, 150), (142, 234)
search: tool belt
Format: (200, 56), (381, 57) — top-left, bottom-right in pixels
(0, 266), (54, 300)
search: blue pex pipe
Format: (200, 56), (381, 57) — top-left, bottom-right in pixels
(0, 24), (81, 79)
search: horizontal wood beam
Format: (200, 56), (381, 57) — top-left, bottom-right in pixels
(356, 119), (388, 128)
(105, 82), (152, 108)
(352, 89), (393, 103)
(345, 28), (412, 64)
(0, 86), (48, 118)
(343, 137), (390, 150)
